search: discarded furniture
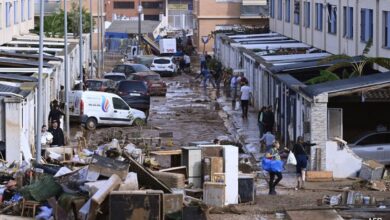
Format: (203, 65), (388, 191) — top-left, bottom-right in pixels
(150, 150), (182, 167)
(163, 194), (183, 220)
(238, 174), (256, 203)
(20, 199), (40, 217)
(181, 147), (202, 188)
(151, 171), (185, 188)
(203, 182), (226, 207)
(306, 171), (333, 182)
(222, 145), (239, 204)
(359, 160), (384, 181)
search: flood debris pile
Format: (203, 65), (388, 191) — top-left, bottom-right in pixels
(0, 133), (254, 219)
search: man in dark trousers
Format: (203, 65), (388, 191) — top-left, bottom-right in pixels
(48, 102), (64, 127)
(262, 106), (275, 132)
(48, 120), (65, 146)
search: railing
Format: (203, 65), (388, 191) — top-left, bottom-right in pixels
(240, 4), (269, 17)
(34, 1), (61, 16)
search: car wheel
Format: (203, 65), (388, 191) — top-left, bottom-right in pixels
(133, 118), (146, 126)
(86, 117), (97, 130)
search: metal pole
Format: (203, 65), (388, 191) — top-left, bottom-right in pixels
(101, 0), (104, 71)
(64, 0), (70, 143)
(97, 0), (100, 77)
(89, 0), (93, 78)
(36, 0), (44, 162)
(138, 3), (142, 55)
(79, 0), (83, 90)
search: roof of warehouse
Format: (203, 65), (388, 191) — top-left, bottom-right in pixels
(106, 20), (160, 34)
(0, 83), (31, 97)
(302, 72), (390, 98)
(0, 73), (37, 82)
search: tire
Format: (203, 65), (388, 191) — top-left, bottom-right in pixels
(86, 117), (97, 130)
(133, 118), (146, 126)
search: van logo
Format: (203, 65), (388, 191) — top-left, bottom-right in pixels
(74, 96), (80, 108)
(101, 96), (110, 112)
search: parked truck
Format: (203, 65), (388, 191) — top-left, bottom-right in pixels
(159, 38), (177, 54)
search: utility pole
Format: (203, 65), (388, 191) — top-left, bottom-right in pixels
(79, 0), (83, 90)
(89, 0), (93, 78)
(97, 0), (101, 77)
(138, 1), (143, 55)
(100, 0), (104, 72)
(36, 0), (44, 162)
(64, 0), (70, 143)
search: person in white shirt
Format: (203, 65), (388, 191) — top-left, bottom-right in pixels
(240, 81), (251, 118)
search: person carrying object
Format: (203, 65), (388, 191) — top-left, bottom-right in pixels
(292, 136), (316, 190)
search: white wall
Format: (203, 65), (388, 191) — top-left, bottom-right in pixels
(325, 141), (362, 178)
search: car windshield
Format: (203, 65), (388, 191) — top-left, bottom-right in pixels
(118, 81), (147, 92)
(145, 75), (161, 81)
(132, 64), (150, 72)
(86, 81), (102, 90)
(104, 75), (125, 81)
(154, 59), (170, 64)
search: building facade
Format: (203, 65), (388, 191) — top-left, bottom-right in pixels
(166, 0), (193, 30)
(105, 0), (165, 21)
(269, 0), (390, 59)
(0, 0), (35, 45)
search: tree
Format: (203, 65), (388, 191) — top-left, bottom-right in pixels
(36, 1), (94, 38)
(306, 40), (390, 84)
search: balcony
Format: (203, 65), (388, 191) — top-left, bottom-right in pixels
(240, 0), (268, 19)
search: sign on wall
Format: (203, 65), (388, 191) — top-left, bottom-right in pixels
(168, 4), (189, 10)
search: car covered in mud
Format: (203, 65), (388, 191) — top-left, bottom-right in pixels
(129, 72), (167, 96)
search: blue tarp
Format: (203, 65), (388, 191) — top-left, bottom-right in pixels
(262, 158), (284, 172)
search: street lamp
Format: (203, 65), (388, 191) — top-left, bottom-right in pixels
(138, 4), (143, 55)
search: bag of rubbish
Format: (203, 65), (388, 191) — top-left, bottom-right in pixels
(261, 158), (272, 172)
(286, 152), (297, 165)
(262, 158), (284, 172)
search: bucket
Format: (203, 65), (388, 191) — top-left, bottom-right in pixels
(363, 196), (370, 205)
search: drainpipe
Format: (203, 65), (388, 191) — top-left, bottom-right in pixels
(375, 0), (379, 59)
(355, 0), (359, 56)
(64, 0), (70, 145)
(338, 0), (341, 54)
(36, 1), (44, 163)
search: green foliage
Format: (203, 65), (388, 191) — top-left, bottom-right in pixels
(35, 2), (94, 38)
(306, 70), (340, 85)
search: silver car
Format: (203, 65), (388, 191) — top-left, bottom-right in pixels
(349, 131), (390, 165)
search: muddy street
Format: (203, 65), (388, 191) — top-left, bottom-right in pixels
(71, 74), (228, 148)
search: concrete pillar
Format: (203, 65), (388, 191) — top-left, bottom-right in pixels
(4, 98), (22, 163)
(309, 93), (328, 171)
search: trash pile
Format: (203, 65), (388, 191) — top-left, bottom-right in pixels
(0, 135), (249, 219)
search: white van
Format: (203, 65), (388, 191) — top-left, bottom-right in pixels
(69, 91), (146, 130)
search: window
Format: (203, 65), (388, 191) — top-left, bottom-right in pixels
(293, 0), (300, 25)
(385, 11), (390, 48)
(113, 65), (125, 73)
(343, 7), (353, 39)
(277, 0), (282, 20)
(21, 0), (25, 21)
(357, 133), (390, 146)
(113, 98), (129, 110)
(142, 2), (163, 9)
(304, 2), (310, 28)
(14, 0), (18, 24)
(144, 14), (160, 21)
(269, 0), (275, 18)
(28, 0), (31, 19)
(327, 5), (337, 34)
(315, 3), (323, 31)
(113, 1), (135, 9)
(361, 8), (373, 42)
(285, 0), (290, 22)
(6, 2), (11, 27)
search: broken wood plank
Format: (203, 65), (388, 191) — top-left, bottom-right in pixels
(306, 171), (333, 182)
(287, 210), (343, 220)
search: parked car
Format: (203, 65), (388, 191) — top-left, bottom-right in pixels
(115, 80), (151, 118)
(129, 72), (167, 96)
(112, 63), (151, 78)
(103, 72), (126, 82)
(68, 91), (146, 130)
(86, 79), (116, 93)
(150, 57), (178, 77)
(133, 55), (156, 68)
(349, 131), (390, 164)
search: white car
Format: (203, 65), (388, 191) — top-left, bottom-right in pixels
(68, 91), (146, 130)
(150, 57), (178, 77)
(349, 131), (390, 165)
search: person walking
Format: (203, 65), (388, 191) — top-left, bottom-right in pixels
(240, 81), (251, 118)
(263, 106), (275, 133)
(230, 74), (238, 110)
(48, 120), (65, 147)
(257, 106), (267, 137)
(292, 136), (316, 190)
(265, 141), (283, 195)
(48, 101), (65, 128)
(259, 131), (275, 152)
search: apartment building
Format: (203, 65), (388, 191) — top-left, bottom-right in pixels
(0, 0), (34, 45)
(166, 0), (193, 29)
(269, 0), (390, 59)
(105, 0), (165, 21)
(193, 0), (268, 53)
